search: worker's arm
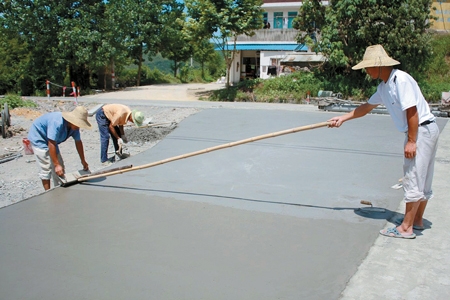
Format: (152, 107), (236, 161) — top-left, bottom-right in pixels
(328, 102), (378, 127)
(75, 140), (89, 170)
(405, 106), (419, 159)
(108, 122), (121, 140)
(48, 139), (64, 176)
(118, 125), (127, 143)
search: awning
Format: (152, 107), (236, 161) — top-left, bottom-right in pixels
(217, 44), (308, 51)
(280, 53), (326, 64)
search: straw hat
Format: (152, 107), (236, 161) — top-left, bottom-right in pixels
(132, 110), (145, 127)
(62, 106), (92, 129)
(352, 45), (400, 70)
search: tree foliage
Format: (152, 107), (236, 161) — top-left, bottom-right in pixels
(192, 39), (218, 79)
(1, 0), (204, 93)
(293, 0), (325, 51)
(106, 0), (172, 86)
(1, 0), (63, 93)
(0, 27), (29, 94)
(319, 0), (434, 75)
(159, 2), (193, 79)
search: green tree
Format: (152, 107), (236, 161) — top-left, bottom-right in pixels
(185, 0), (264, 87)
(192, 39), (217, 80)
(56, 1), (108, 89)
(159, 2), (193, 79)
(1, 0), (63, 95)
(0, 27), (29, 94)
(319, 0), (434, 76)
(108, 0), (179, 86)
(205, 51), (226, 79)
(1, 1), (112, 93)
(293, 0), (325, 52)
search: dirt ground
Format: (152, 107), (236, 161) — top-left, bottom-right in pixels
(0, 99), (201, 208)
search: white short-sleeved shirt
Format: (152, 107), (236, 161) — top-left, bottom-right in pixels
(368, 69), (434, 132)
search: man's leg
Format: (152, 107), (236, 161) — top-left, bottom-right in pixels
(42, 179), (51, 190)
(32, 146), (53, 191)
(96, 110), (111, 163)
(411, 123), (439, 227)
(398, 201), (421, 234)
(413, 200), (428, 227)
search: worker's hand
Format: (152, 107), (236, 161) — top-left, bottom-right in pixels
(327, 116), (344, 128)
(118, 138), (124, 146)
(404, 141), (417, 159)
(81, 160), (89, 171)
(121, 136), (128, 143)
(54, 164), (64, 177)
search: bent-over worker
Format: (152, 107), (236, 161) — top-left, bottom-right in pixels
(28, 106), (92, 190)
(328, 45), (439, 239)
(95, 104), (144, 165)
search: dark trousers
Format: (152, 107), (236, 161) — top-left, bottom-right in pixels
(96, 109), (121, 163)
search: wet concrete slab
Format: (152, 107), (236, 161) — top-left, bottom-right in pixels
(1, 109), (443, 299)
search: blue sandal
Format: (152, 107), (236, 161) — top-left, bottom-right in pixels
(380, 227), (416, 239)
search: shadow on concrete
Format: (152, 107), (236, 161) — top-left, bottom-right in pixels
(82, 181), (407, 223)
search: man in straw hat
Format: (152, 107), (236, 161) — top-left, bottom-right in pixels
(328, 44), (439, 239)
(95, 104), (145, 165)
(28, 106), (92, 190)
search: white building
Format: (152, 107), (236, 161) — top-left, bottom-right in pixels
(224, 1), (327, 84)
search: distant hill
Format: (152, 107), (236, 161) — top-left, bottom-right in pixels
(145, 53), (173, 74)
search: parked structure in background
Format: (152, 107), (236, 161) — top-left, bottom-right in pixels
(430, 1), (450, 32)
(223, 1), (327, 84)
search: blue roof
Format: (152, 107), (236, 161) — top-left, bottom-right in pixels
(218, 44), (308, 51)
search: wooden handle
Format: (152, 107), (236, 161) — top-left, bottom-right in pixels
(79, 121), (331, 182)
(78, 165), (133, 179)
(360, 200), (373, 206)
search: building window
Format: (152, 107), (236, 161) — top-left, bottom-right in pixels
(274, 12), (283, 28)
(288, 12), (297, 28)
(263, 12), (268, 28)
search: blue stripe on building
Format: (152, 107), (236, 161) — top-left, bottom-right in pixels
(218, 44), (308, 51)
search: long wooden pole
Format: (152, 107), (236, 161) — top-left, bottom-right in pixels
(78, 121), (331, 182)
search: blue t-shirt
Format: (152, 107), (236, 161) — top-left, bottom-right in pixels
(27, 112), (81, 152)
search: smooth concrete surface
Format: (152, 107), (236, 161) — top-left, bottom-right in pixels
(1, 106), (449, 299)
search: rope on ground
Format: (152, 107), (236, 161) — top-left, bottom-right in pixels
(0, 153), (22, 164)
(4, 146), (24, 153)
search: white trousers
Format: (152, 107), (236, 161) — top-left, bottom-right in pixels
(32, 145), (65, 188)
(403, 122), (439, 203)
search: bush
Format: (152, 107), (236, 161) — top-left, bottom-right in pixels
(0, 94), (37, 109)
(209, 87), (238, 102)
(253, 72), (322, 103)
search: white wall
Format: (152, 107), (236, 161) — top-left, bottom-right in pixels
(229, 51), (241, 84)
(260, 51), (288, 79)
